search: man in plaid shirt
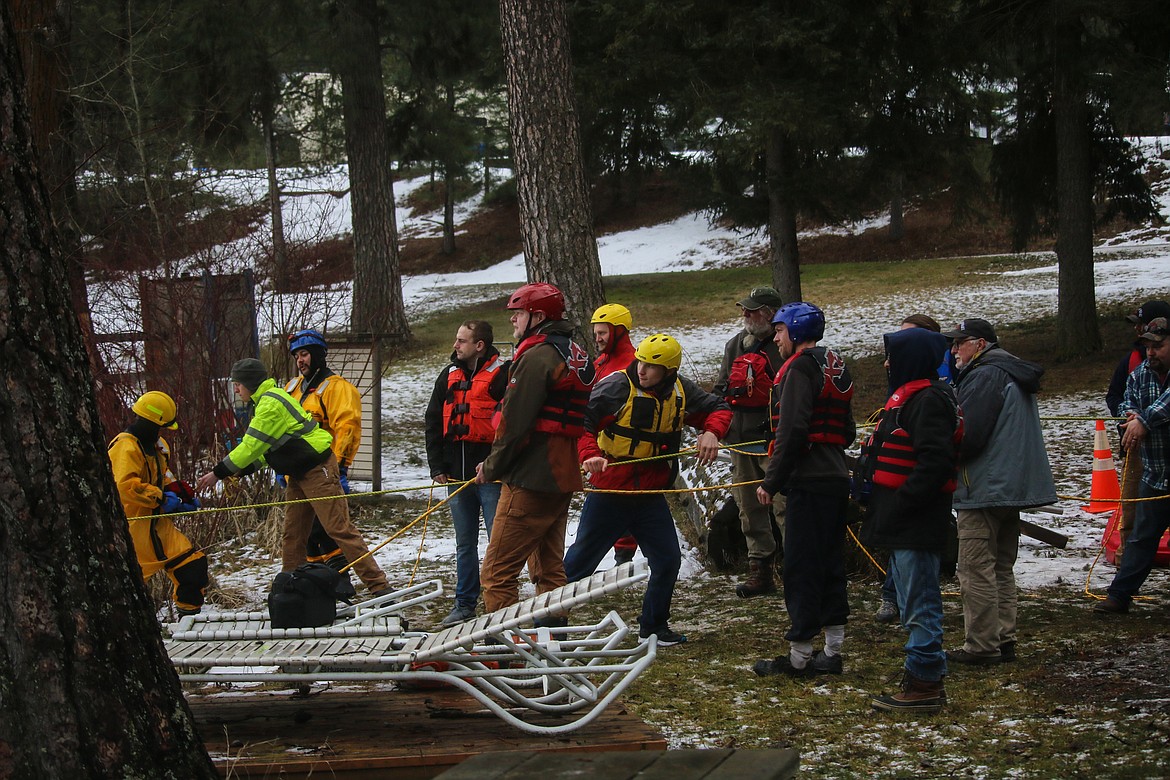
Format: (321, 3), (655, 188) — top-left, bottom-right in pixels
(1096, 316), (1170, 614)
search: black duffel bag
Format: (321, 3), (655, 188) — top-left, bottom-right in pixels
(268, 563), (341, 629)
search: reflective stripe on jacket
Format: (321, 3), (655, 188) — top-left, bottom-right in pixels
(217, 378), (332, 479)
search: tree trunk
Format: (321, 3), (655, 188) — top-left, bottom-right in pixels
(442, 85), (457, 255)
(334, 0), (412, 343)
(889, 169), (905, 241)
(262, 89), (290, 292)
(1052, 10), (1100, 356)
(0, 5), (217, 775)
(498, 0), (605, 330)
(765, 127), (801, 303)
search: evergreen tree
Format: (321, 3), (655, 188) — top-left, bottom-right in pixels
(499, 0), (605, 328)
(1, 2), (217, 773)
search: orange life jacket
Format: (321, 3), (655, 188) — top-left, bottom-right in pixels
(442, 355), (506, 444)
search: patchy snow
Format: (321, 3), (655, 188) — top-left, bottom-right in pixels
(93, 156), (1170, 614)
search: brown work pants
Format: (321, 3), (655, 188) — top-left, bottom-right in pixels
(480, 484), (572, 613)
(283, 453), (388, 593)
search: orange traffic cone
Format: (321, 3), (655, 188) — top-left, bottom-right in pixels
(1082, 419), (1121, 514)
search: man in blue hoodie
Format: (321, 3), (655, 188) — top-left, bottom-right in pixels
(864, 328), (961, 712)
(942, 319), (1056, 666)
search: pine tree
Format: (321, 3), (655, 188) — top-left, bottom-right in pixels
(0, 2), (217, 773)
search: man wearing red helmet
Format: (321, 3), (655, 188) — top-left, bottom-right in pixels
(476, 283), (597, 616)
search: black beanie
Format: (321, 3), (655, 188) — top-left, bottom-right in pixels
(230, 358), (268, 392)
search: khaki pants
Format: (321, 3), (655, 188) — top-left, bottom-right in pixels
(956, 507), (1020, 656)
(480, 484), (572, 613)
(730, 449), (783, 559)
(1118, 447), (1143, 564)
(283, 453), (388, 593)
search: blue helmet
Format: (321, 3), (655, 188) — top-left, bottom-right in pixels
(288, 329), (328, 354)
(771, 302), (825, 344)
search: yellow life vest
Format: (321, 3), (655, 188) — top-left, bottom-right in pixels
(598, 373), (686, 460)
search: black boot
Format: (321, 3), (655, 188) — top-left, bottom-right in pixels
(736, 555), (777, 598)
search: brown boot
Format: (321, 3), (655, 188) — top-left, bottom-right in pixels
(872, 671), (946, 713)
(735, 555), (777, 598)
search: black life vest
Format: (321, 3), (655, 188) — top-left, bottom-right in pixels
(511, 331), (596, 438)
(871, 379), (963, 492)
(771, 346), (854, 446)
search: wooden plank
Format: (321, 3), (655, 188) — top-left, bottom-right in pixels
(1019, 518), (1069, 549)
(188, 687), (665, 780)
(435, 749), (799, 780)
(633, 749), (733, 779)
(703, 749), (799, 779)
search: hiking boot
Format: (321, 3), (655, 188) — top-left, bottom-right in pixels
(736, 555), (777, 598)
(810, 650), (843, 675)
(872, 671), (946, 713)
(946, 648), (1002, 666)
(614, 548), (635, 565)
(875, 600), (899, 624)
(440, 604), (477, 627)
(639, 626), (687, 646)
(1093, 596), (1129, 614)
(753, 655), (815, 679)
(999, 641), (1017, 663)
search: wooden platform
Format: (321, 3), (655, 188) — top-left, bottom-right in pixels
(436, 748), (800, 780)
(188, 686), (667, 779)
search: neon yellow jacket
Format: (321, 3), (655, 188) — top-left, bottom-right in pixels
(212, 378), (334, 480)
(285, 371), (362, 468)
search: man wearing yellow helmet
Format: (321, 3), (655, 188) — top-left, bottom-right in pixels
(590, 302), (640, 565)
(108, 391), (208, 615)
(591, 303), (636, 380)
(565, 333), (731, 645)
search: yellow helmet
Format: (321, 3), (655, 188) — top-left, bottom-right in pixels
(590, 303), (633, 332)
(634, 333), (682, 370)
(132, 391), (178, 429)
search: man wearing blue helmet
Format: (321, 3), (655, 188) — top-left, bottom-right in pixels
(285, 329), (365, 594)
(752, 302), (856, 679)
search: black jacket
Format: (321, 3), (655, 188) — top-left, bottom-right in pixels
(862, 329), (959, 552)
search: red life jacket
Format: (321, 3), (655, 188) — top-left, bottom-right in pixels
(1128, 347), (1143, 375)
(511, 331), (596, 438)
(443, 355), (506, 444)
(724, 345), (774, 408)
(771, 346), (854, 446)
(871, 379), (963, 492)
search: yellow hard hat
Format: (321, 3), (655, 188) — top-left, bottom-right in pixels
(132, 391), (177, 429)
(634, 333), (682, 370)
(590, 303), (633, 331)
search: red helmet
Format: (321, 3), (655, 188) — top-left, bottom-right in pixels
(506, 282), (565, 320)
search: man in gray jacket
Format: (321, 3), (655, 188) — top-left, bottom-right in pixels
(942, 319), (1056, 666)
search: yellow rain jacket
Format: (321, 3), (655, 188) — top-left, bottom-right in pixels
(285, 371), (362, 468)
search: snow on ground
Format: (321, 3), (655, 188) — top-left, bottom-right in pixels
(94, 143), (1170, 606)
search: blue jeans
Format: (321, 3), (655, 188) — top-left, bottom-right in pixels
(890, 549), (947, 681)
(448, 482), (499, 610)
(880, 561), (897, 604)
(564, 493), (681, 632)
(1107, 481), (1170, 606)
